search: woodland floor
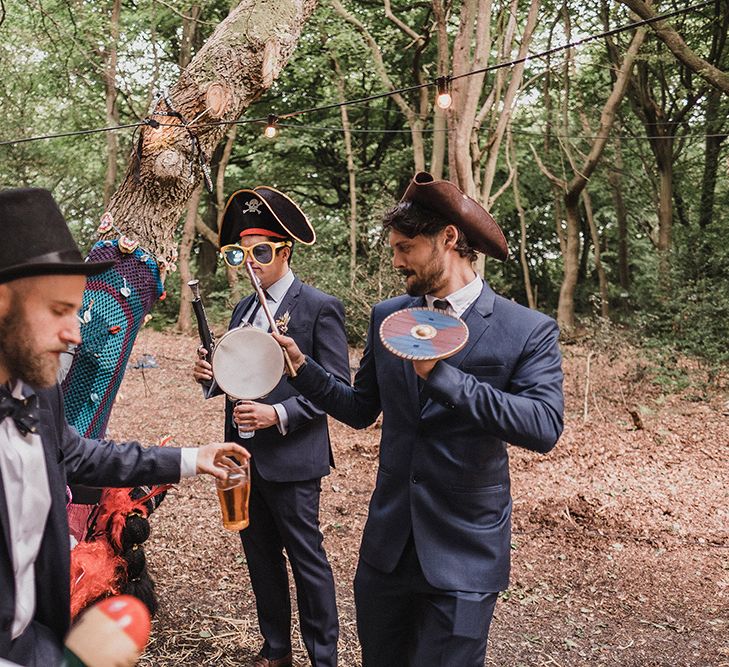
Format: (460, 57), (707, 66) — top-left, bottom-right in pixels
(104, 327), (728, 667)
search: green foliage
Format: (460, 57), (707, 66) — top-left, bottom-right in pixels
(635, 222), (729, 374)
(1, 0), (728, 366)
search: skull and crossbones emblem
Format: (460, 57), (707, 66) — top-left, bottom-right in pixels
(242, 198), (263, 215)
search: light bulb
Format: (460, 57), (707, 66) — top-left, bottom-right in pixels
(264, 114), (278, 138)
(436, 92), (452, 110)
(435, 76), (452, 110)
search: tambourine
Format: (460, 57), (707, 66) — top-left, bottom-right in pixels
(379, 307), (469, 361)
(212, 326), (284, 399)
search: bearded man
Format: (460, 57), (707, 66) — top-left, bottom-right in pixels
(0, 188), (247, 666)
(274, 172), (565, 666)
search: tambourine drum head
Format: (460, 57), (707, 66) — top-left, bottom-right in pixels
(379, 307), (469, 361)
(212, 327), (285, 399)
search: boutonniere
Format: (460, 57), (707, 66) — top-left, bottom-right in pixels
(275, 311), (291, 334)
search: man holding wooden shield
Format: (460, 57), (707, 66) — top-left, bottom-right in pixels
(274, 173), (565, 666)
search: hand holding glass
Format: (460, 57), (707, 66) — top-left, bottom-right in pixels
(215, 458), (251, 531)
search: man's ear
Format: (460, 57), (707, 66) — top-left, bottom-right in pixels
(0, 284), (12, 317)
(443, 225), (459, 249)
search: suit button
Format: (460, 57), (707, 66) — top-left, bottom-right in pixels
(411, 475), (419, 484)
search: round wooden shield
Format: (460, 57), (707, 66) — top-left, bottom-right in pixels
(379, 307), (469, 361)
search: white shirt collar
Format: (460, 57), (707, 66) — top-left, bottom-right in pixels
(425, 274), (483, 318)
(265, 269), (295, 303)
(6, 378), (31, 400)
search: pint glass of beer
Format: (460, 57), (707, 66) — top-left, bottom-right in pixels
(215, 459), (251, 531)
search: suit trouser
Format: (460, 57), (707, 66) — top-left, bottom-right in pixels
(240, 461), (338, 667)
(354, 536), (498, 667)
(6, 621), (64, 666)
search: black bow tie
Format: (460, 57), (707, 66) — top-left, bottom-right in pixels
(433, 299), (450, 311)
(0, 387), (40, 436)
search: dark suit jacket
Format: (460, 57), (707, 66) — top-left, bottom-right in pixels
(0, 384), (182, 656)
(292, 281), (564, 593)
(221, 277), (350, 483)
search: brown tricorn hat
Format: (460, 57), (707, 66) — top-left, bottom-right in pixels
(400, 172), (508, 261)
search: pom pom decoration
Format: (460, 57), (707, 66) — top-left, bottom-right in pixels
(70, 482), (172, 618)
(122, 545), (146, 580)
(69, 541), (125, 620)
(122, 567), (158, 617)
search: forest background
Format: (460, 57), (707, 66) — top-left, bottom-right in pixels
(1, 0), (727, 373)
(1, 2), (728, 665)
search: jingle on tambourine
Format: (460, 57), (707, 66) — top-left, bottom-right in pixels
(379, 307), (469, 361)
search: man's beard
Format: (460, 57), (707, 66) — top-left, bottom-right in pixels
(401, 249), (447, 297)
(0, 294), (59, 387)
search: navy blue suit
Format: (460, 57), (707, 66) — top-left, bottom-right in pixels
(291, 281), (564, 665)
(220, 277), (350, 666)
(0, 384), (181, 664)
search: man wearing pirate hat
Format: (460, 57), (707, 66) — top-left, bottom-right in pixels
(275, 172), (564, 666)
(0, 188), (248, 665)
(193, 187), (349, 667)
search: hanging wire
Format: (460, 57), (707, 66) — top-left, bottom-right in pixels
(0, 0), (716, 148)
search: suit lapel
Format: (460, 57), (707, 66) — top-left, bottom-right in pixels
(38, 405), (66, 525)
(231, 294), (257, 329)
(35, 394), (72, 640)
(270, 277), (302, 332)
(442, 282), (495, 370)
(0, 459), (10, 567)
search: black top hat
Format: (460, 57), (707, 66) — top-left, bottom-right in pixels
(219, 187), (316, 247)
(401, 172), (508, 261)
(0, 188), (115, 284)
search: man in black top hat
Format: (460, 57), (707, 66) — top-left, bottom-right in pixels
(192, 187), (350, 667)
(0, 187), (248, 666)
(274, 172), (564, 666)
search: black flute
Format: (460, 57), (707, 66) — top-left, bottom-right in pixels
(188, 279), (215, 361)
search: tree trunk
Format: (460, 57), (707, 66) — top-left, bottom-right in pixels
(582, 189), (609, 317)
(215, 127), (242, 305)
(102, 0), (121, 206)
(331, 0), (426, 171)
(654, 137), (674, 277)
(608, 133), (630, 290)
(430, 0), (449, 179)
(620, 0), (729, 94)
(64, 0), (318, 440)
(511, 140), (536, 309)
(100, 0), (318, 269)
(176, 186), (202, 333)
(557, 194), (581, 332)
(331, 54), (358, 288)
(480, 0), (540, 207)
(175, 5), (202, 333)
(698, 88), (727, 228)
(535, 27), (645, 333)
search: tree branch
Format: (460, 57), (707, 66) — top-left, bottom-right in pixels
(620, 0), (729, 94)
(384, 0), (425, 45)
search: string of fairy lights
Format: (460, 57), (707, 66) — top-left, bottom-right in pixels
(0, 0), (717, 149)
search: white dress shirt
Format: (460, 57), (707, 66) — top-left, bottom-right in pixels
(425, 273), (483, 317)
(0, 381), (52, 640)
(240, 269), (294, 434)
